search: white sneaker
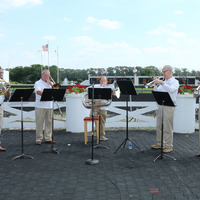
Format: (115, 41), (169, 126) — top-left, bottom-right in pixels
(100, 136), (108, 141)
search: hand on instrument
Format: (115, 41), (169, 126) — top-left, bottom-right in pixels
(153, 78), (164, 86)
(46, 78), (53, 86)
(6, 82), (11, 89)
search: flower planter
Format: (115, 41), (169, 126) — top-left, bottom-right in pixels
(66, 93), (91, 133)
(173, 94), (195, 134)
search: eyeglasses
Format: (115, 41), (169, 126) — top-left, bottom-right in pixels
(162, 70), (168, 74)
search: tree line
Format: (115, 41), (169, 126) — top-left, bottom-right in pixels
(6, 64), (200, 84)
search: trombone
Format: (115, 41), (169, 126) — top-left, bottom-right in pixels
(49, 75), (63, 117)
(49, 75), (61, 89)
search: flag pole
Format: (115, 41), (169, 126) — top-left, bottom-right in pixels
(56, 46), (59, 83)
(48, 41), (49, 69)
(41, 47), (43, 73)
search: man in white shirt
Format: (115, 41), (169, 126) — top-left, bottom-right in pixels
(34, 69), (54, 145)
(194, 81), (200, 157)
(0, 67), (10, 151)
(151, 65), (179, 153)
(90, 76), (113, 141)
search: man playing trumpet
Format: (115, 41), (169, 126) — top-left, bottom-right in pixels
(194, 81), (200, 157)
(34, 69), (55, 145)
(151, 65), (179, 153)
(0, 67), (10, 151)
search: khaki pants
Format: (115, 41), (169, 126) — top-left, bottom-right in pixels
(35, 108), (52, 142)
(198, 104), (200, 153)
(90, 109), (107, 138)
(0, 105), (3, 145)
(156, 105), (175, 149)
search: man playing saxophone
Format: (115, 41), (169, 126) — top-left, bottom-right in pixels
(0, 67), (10, 151)
(34, 69), (55, 145)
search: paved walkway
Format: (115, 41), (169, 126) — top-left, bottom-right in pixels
(0, 129), (200, 200)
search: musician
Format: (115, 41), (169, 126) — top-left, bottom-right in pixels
(194, 81), (200, 157)
(90, 76), (113, 141)
(151, 65), (179, 153)
(0, 67), (10, 151)
(34, 69), (55, 145)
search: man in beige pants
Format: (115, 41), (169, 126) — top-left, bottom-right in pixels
(194, 81), (200, 157)
(34, 69), (55, 145)
(151, 65), (179, 153)
(90, 76), (113, 141)
(0, 67), (10, 151)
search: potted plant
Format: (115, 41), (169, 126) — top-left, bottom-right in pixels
(66, 83), (86, 94)
(66, 83), (89, 133)
(178, 84), (194, 95)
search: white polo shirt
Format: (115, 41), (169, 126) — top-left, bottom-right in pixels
(34, 79), (53, 109)
(94, 84), (114, 110)
(0, 95), (5, 105)
(154, 77), (179, 103)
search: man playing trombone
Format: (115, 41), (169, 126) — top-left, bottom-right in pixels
(34, 69), (55, 145)
(151, 65), (179, 153)
(0, 67), (10, 151)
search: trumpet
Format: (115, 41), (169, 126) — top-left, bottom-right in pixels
(194, 85), (200, 94)
(49, 75), (61, 89)
(145, 77), (162, 88)
(145, 80), (155, 88)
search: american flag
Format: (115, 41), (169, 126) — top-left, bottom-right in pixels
(42, 44), (48, 52)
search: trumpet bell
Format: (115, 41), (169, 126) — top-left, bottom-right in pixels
(0, 79), (9, 95)
(114, 87), (120, 98)
(52, 83), (61, 89)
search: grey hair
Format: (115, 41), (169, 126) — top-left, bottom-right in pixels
(164, 65), (173, 71)
(0, 66), (2, 70)
(101, 76), (107, 81)
(42, 69), (50, 74)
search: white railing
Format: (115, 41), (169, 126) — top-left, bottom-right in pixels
(2, 101), (199, 130)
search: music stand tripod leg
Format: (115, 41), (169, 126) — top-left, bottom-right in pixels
(128, 138), (143, 152)
(115, 96), (143, 154)
(114, 140), (126, 154)
(12, 97), (34, 160)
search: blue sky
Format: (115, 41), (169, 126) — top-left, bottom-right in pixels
(0, 0), (200, 71)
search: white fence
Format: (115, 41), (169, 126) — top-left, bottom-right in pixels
(2, 101), (199, 131)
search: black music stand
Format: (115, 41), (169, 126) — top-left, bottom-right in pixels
(85, 83), (99, 165)
(88, 88), (112, 150)
(152, 91), (176, 162)
(10, 89), (34, 160)
(114, 80), (143, 154)
(41, 88), (66, 154)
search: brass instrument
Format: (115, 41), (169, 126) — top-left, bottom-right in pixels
(113, 80), (120, 98)
(145, 80), (155, 88)
(194, 85), (200, 94)
(145, 77), (162, 88)
(49, 75), (61, 89)
(82, 80), (120, 109)
(0, 79), (10, 95)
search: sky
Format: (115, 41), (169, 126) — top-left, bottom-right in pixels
(0, 0), (200, 71)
